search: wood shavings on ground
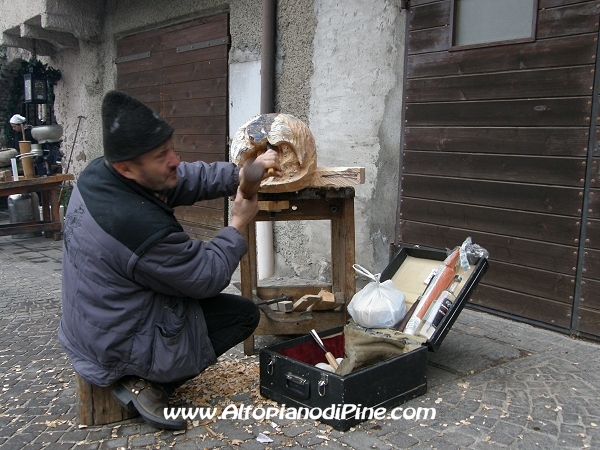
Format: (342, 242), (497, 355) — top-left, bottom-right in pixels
(170, 356), (262, 411)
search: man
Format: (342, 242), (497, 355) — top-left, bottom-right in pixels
(9, 114), (37, 148)
(58, 90), (281, 430)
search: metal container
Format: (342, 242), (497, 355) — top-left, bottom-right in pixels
(31, 124), (63, 143)
(30, 144), (43, 156)
(8, 193), (42, 239)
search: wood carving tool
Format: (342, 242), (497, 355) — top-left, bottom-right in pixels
(310, 329), (339, 370)
(265, 143), (277, 176)
(239, 157), (265, 199)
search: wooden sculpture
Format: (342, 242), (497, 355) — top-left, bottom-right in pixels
(231, 113), (318, 193)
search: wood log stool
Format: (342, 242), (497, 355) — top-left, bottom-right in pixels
(75, 373), (138, 426)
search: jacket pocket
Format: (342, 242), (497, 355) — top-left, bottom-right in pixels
(150, 322), (201, 383)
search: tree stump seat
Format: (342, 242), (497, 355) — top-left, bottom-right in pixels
(75, 373), (138, 426)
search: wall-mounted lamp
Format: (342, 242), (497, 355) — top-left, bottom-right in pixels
(23, 67), (48, 104)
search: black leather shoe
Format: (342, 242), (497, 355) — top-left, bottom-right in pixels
(112, 377), (187, 430)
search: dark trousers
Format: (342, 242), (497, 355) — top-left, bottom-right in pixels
(157, 293), (260, 396)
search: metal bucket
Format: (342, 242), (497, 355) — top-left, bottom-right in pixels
(8, 193), (41, 239)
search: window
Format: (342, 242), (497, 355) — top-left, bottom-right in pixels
(452, 0), (538, 49)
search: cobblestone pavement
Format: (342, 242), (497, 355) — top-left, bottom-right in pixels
(1, 230), (600, 449)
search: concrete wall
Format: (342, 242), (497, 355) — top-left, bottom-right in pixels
(285, 0), (406, 276)
(1, 0), (408, 280)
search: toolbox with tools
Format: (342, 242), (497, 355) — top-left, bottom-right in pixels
(259, 244), (489, 431)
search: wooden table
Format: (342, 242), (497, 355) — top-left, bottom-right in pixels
(0, 174), (74, 240)
(241, 187), (356, 355)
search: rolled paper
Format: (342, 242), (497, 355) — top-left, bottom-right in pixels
(403, 247), (460, 335)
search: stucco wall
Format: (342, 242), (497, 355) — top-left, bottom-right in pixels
(305, 0), (406, 275)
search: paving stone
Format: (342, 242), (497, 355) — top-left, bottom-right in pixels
(384, 431), (419, 449)
(43, 444), (77, 450)
(98, 437), (128, 449)
(337, 429), (392, 449)
(487, 430), (516, 446)
(282, 423), (311, 438)
(295, 432), (331, 447)
(72, 444), (100, 450)
(130, 433), (157, 447)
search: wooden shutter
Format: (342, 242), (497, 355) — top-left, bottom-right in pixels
(399, 0), (600, 337)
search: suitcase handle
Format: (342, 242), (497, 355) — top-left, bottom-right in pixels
(285, 373), (310, 399)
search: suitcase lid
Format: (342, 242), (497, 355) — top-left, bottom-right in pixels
(380, 245), (489, 352)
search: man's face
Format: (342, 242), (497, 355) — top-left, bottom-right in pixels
(115, 137), (180, 191)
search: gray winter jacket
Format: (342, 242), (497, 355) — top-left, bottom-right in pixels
(58, 157), (245, 387)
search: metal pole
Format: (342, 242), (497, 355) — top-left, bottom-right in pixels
(58, 115), (85, 206)
(261, 0), (276, 114)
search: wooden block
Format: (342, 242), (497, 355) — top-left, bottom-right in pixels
(75, 372), (138, 426)
(258, 200), (290, 211)
(0, 169), (11, 182)
(311, 290), (337, 310)
(309, 167), (365, 187)
(292, 294), (321, 311)
(278, 300), (294, 312)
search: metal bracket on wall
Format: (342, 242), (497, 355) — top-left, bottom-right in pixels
(115, 51), (150, 64)
(177, 37), (230, 53)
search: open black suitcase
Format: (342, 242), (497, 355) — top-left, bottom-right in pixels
(259, 245), (489, 431)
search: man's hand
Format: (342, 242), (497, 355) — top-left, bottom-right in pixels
(230, 188), (260, 233)
(255, 149), (282, 179)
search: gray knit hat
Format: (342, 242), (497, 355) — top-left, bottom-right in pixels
(102, 90), (174, 163)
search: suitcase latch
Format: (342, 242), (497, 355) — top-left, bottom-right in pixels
(267, 356), (275, 375)
(318, 373), (328, 397)
(285, 373), (310, 399)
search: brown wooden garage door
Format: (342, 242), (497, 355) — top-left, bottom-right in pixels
(398, 0), (600, 338)
(115, 14), (229, 239)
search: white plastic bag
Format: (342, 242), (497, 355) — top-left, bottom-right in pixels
(347, 264), (407, 329)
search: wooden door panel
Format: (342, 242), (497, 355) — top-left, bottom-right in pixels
(405, 98), (592, 127)
(173, 134), (224, 155)
(162, 45), (227, 67)
(484, 260), (575, 304)
(408, 26), (450, 55)
(406, 66), (594, 102)
(584, 218), (600, 249)
(409, 1), (450, 31)
(401, 175), (584, 215)
(470, 285), (572, 329)
(178, 151), (226, 163)
(401, 1), (600, 335)
(162, 97), (227, 118)
(582, 247), (600, 279)
(162, 78), (227, 101)
(580, 277), (600, 310)
(162, 58), (228, 84)
(160, 15), (228, 50)
(577, 307), (600, 336)
(537, 2), (600, 39)
(116, 35), (162, 58)
(169, 116), (226, 135)
(400, 197), (581, 245)
(402, 151), (586, 186)
(117, 68), (163, 90)
(407, 34), (597, 78)
(399, 221), (578, 274)
(404, 126), (589, 157)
